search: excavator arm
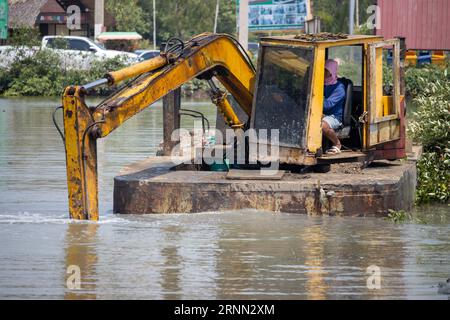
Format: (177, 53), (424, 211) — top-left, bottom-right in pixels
(62, 33), (256, 220)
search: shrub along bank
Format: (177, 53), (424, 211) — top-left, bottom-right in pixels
(407, 67), (450, 204)
(0, 47), (209, 98)
(0, 48), (128, 97)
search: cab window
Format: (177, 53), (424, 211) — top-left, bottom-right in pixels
(47, 38), (69, 50)
(69, 39), (91, 51)
(253, 46), (314, 148)
(327, 45), (363, 86)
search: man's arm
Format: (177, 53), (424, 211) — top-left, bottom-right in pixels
(324, 85), (346, 112)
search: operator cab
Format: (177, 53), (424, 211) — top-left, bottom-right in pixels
(246, 34), (404, 167)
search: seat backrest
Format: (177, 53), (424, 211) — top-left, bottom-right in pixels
(338, 77), (353, 127)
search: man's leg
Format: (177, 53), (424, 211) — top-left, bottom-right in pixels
(322, 120), (341, 149)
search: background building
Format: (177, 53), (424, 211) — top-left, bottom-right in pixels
(376, 0), (450, 50)
(7, 0), (112, 38)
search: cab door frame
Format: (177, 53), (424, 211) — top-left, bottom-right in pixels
(366, 38), (402, 148)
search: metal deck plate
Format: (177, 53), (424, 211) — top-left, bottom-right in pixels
(318, 151), (367, 164)
(226, 170), (286, 181)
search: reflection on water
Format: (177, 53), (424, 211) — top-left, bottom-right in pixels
(303, 225), (327, 300)
(160, 225), (184, 300)
(0, 98), (449, 300)
(65, 223), (98, 300)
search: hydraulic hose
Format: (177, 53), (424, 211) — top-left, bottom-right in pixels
(52, 106), (65, 143)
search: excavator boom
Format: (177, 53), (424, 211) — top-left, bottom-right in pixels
(62, 33), (256, 220)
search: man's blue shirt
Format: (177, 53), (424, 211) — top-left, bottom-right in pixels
(323, 82), (346, 122)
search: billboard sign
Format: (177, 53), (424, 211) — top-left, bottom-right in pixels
(0, 0), (8, 39)
(239, 0), (309, 31)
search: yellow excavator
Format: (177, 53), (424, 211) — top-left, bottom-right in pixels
(56, 32), (406, 221)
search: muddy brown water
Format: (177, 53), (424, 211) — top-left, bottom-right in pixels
(0, 97), (449, 300)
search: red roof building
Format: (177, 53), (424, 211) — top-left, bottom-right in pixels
(376, 0), (450, 50)
(8, 0), (113, 38)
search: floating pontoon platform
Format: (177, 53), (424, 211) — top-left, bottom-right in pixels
(113, 154), (418, 217)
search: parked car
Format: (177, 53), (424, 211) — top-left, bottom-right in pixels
(248, 42), (260, 52)
(42, 36), (139, 69)
(248, 42), (260, 60)
(135, 49), (160, 61)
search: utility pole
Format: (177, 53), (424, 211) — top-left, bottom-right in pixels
(153, 0), (157, 50)
(238, 0), (249, 50)
(94, 0), (104, 39)
(214, 0), (220, 33)
(349, 0), (355, 35)
(355, 0), (359, 27)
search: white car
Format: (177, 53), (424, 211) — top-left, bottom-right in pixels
(42, 36), (139, 69)
(135, 49), (160, 61)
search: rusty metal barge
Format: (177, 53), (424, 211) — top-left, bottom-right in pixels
(113, 149), (420, 217)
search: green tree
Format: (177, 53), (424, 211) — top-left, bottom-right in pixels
(313, 0), (376, 34)
(106, 0), (149, 34)
(138, 0), (236, 44)
(7, 26), (41, 47)
(215, 0), (237, 35)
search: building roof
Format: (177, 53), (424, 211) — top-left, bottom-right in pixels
(8, 0), (48, 28)
(54, 0), (88, 11)
(40, 0), (65, 13)
(261, 34), (383, 46)
(8, 0), (114, 30)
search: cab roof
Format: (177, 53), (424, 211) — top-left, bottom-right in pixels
(260, 34), (384, 47)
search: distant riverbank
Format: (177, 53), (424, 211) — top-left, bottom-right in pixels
(0, 47), (210, 98)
